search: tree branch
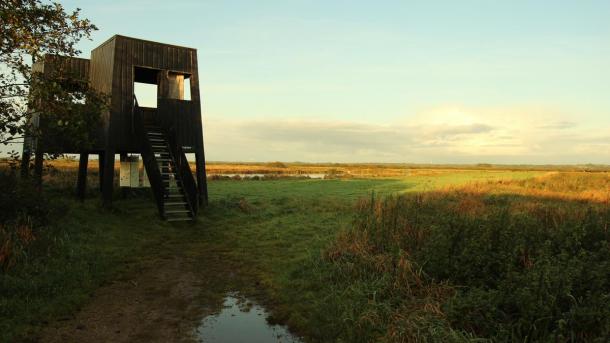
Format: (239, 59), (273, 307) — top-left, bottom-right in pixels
(0, 83), (29, 89)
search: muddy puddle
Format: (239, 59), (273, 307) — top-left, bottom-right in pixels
(195, 293), (302, 343)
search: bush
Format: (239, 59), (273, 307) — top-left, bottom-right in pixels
(266, 161), (288, 168)
(0, 171), (52, 225)
(322, 174), (610, 341)
(0, 171), (61, 270)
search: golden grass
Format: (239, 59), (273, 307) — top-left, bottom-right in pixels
(444, 171), (610, 203)
(2, 158), (609, 179)
(320, 171), (610, 341)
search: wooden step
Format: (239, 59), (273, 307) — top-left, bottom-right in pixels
(166, 217), (193, 222)
(164, 201), (187, 206)
(165, 209), (191, 214)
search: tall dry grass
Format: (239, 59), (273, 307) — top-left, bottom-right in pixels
(319, 172), (610, 341)
(447, 171), (610, 203)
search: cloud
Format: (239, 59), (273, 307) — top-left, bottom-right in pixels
(2, 104), (606, 165)
(419, 123), (495, 140)
(207, 119), (414, 160)
(536, 121), (577, 130)
(203, 105), (610, 164)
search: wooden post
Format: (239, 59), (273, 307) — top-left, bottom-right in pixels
(102, 149), (115, 207)
(195, 149), (208, 206)
(98, 151), (105, 193)
(120, 153), (128, 198)
(34, 150), (43, 190)
(76, 153), (89, 200)
(167, 72), (184, 100)
(20, 150), (31, 178)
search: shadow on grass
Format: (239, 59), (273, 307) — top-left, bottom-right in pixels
(287, 189), (610, 342)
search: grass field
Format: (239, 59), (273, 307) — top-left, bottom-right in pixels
(0, 164), (608, 342)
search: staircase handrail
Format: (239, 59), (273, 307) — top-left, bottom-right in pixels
(166, 125), (198, 216)
(133, 95), (166, 218)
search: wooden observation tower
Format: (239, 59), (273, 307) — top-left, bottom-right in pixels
(23, 35), (208, 221)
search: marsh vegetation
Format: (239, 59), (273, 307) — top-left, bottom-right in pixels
(0, 161), (608, 342)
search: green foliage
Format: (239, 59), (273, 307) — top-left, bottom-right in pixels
(2, 171), (517, 341)
(0, 0), (101, 152)
(0, 196), (169, 342)
(31, 69), (106, 153)
(321, 174), (610, 341)
(0, 171), (53, 225)
(3, 170), (605, 342)
(0, 171), (64, 269)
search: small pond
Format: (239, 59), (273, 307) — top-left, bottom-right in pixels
(195, 293), (302, 343)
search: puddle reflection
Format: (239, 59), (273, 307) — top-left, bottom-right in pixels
(196, 293), (302, 343)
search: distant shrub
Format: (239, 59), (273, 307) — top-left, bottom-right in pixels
(324, 168), (343, 179)
(266, 161), (288, 168)
(208, 174), (231, 180)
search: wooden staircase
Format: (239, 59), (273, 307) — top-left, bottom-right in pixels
(146, 127), (194, 221)
(133, 97), (199, 221)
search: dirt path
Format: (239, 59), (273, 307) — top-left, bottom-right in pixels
(39, 256), (222, 343)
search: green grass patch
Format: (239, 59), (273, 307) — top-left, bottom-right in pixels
(2, 170), (545, 341)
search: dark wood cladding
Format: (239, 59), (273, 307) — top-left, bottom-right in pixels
(90, 39), (115, 101)
(90, 38), (116, 150)
(106, 35), (201, 152)
(30, 55), (93, 153)
(34, 55), (90, 80)
(157, 99), (200, 152)
(34, 35), (203, 153)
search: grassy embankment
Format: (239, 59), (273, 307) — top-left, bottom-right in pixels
(1, 164), (608, 341)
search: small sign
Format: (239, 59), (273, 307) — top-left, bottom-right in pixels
(120, 155), (141, 187)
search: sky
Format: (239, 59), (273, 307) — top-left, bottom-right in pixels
(12, 0), (610, 163)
